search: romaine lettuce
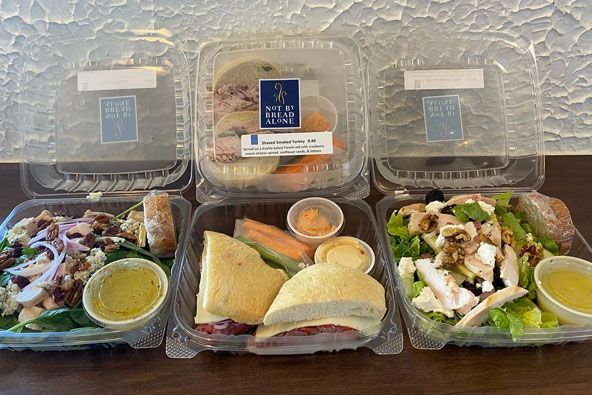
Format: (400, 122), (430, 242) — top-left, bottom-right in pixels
(452, 202), (491, 222)
(487, 296), (559, 341)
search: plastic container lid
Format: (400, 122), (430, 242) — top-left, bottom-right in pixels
(194, 35), (369, 203)
(17, 31), (193, 197)
(368, 31), (544, 195)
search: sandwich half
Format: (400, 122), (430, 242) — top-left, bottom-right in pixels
(194, 231), (287, 334)
(256, 263), (387, 338)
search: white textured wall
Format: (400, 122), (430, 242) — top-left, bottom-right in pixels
(1, 0), (591, 160)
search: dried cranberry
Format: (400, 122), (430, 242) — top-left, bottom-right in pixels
(11, 275), (30, 289)
(425, 188), (445, 204)
(440, 205), (456, 215)
(52, 287), (65, 303)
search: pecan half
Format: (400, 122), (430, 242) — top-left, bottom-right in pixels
(36, 218), (53, 231)
(51, 238), (64, 254)
(104, 243), (120, 253)
(92, 221), (108, 232)
(0, 251), (16, 270)
(117, 231), (137, 243)
(69, 262), (80, 275)
(64, 280), (84, 307)
(94, 214), (111, 224)
(78, 261), (90, 272)
(45, 222), (59, 241)
(104, 224), (121, 237)
(80, 233), (97, 248)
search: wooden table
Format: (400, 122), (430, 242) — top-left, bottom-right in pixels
(1, 156), (591, 394)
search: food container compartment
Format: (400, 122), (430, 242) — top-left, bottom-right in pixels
(376, 193), (592, 349)
(0, 195), (191, 351)
(165, 199), (403, 357)
(194, 36), (369, 203)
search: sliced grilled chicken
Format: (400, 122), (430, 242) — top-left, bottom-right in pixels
(456, 286), (528, 327)
(415, 258), (478, 312)
(464, 254), (494, 282)
(499, 244), (519, 287)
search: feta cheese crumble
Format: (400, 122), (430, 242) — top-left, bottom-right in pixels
(0, 282), (20, 316)
(477, 201), (495, 216)
(425, 200), (447, 214)
(477, 243), (497, 267)
(412, 286), (455, 318)
(86, 192), (103, 202)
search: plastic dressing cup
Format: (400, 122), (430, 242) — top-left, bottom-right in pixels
(287, 197), (344, 249)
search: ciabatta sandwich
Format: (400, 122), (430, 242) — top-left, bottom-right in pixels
(194, 231), (287, 335)
(256, 263), (386, 338)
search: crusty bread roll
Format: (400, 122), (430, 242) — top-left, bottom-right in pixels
(263, 263), (386, 326)
(516, 192), (575, 254)
(143, 192), (177, 258)
(201, 231), (287, 325)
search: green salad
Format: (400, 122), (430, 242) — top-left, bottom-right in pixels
(388, 190), (568, 340)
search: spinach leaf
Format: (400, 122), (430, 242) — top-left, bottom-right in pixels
(69, 309), (98, 328)
(21, 247), (38, 257)
(113, 201), (143, 220)
(116, 240), (170, 277)
(7, 308), (78, 333)
(0, 314), (18, 330)
(0, 237), (8, 251)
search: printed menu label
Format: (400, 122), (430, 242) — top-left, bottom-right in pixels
(241, 132), (333, 157)
(78, 69), (157, 91)
(404, 69), (484, 90)
(99, 95), (139, 144)
(423, 95), (464, 142)
(259, 78), (301, 129)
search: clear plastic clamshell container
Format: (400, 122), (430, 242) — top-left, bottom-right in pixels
(166, 199), (403, 356)
(370, 31), (592, 348)
(194, 35), (369, 203)
(0, 196), (190, 351)
(19, 31), (192, 196)
(1, 31), (193, 350)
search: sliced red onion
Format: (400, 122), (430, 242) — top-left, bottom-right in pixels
(27, 222), (79, 245)
(213, 320), (231, 330)
(64, 237), (90, 252)
(55, 217), (94, 224)
(5, 262), (53, 277)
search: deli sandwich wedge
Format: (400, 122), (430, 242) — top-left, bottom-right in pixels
(256, 263), (386, 338)
(194, 231), (287, 334)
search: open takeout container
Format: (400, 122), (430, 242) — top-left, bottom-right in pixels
(370, 30), (592, 348)
(1, 30), (193, 350)
(165, 34), (403, 357)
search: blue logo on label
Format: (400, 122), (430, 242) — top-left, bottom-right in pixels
(99, 95), (139, 144)
(423, 95), (464, 142)
(259, 79), (301, 129)
(251, 134), (259, 145)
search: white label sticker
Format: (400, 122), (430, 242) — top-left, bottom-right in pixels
(241, 132), (333, 157)
(78, 69), (157, 91)
(404, 69), (484, 90)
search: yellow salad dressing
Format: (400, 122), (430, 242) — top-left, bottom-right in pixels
(92, 267), (162, 321)
(542, 268), (592, 314)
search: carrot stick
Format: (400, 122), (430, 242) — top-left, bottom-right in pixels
(245, 229), (306, 261)
(242, 219), (313, 258)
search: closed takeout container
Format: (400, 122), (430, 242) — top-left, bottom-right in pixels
(166, 199), (402, 356)
(370, 30), (592, 348)
(194, 35), (369, 203)
(2, 30), (193, 350)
